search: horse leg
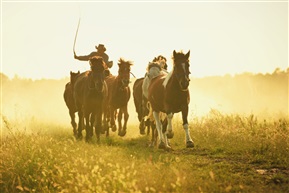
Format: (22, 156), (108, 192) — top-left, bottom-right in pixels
(95, 111), (102, 143)
(149, 121), (157, 147)
(139, 118), (146, 135)
(161, 118), (170, 147)
(182, 108), (194, 148)
(120, 106), (129, 137)
(145, 119), (151, 135)
(166, 113), (174, 139)
(105, 113), (110, 137)
(69, 110), (77, 136)
(90, 112), (95, 137)
(139, 96), (148, 134)
(77, 110), (83, 139)
(102, 107), (109, 137)
(110, 108), (117, 132)
(153, 111), (168, 149)
(117, 108), (123, 136)
(85, 112), (92, 142)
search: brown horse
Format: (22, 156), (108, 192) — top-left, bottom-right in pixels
(63, 70), (80, 136)
(105, 58), (133, 137)
(133, 55), (168, 137)
(132, 77), (153, 135)
(148, 50), (194, 149)
(74, 56), (107, 142)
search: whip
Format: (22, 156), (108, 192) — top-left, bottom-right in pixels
(73, 18), (81, 55)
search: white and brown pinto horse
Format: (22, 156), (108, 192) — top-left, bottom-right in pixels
(142, 59), (168, 146)
(148, 50), (194, 149)
(133, 55), (168, 136)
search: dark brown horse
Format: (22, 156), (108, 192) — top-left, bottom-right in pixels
(132, 77), (153, 135)
(63, 70), (80, 136)
(148, 50), (194, 149)
(74, 56), (107, 142)
(105, 58), (133, 137)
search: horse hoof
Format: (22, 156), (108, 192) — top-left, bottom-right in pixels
(139, 122), (145, 131)
(158, 141), (166, 149)
(100, 129), (106, 134)
(186, 140), (194, 148)
(140, 129), (146, 135)
(165, 145), (173, 151)
(85, 137), (92, 143)
(166, 131), (174, 139)
(118, 131), (127, 137)
(112, 125), (117, 132)
(76, 133), (83, 140)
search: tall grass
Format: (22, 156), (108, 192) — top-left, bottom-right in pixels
(190, 109), (289, 165)
(1, 111), (288, 193)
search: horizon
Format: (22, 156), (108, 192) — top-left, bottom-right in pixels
(1, 66), (288, 81)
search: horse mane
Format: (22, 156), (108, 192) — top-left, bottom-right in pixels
(162, 70), (173, 88)
(89, 56), (105, 72)
(118, 58), (133, 66)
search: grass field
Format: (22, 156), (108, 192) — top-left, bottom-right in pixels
(1, 110), (288, 193)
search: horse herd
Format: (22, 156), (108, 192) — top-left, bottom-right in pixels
(64, 50), (194, 150)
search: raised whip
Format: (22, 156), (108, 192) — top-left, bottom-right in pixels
(73, 18), (81, 55)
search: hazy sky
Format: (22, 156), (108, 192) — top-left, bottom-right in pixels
(1, 1), (288, 79)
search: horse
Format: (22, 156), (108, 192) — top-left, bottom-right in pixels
(142, 58), (168, 146)
(73, 56), (107, 142)
(148, 50), (194, 149)
(133, 77), (155, 136)
(132, 78), (145, 131)
(63, 70), (80, 136)
(105, 58), (133, 137)
(133, 55), (168, 136)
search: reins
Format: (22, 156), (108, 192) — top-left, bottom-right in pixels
(130, 72), (136, 78)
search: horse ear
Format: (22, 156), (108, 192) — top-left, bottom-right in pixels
(185, 50), (190, 59)
(70, 71), (72, 75)
(173, 50), (177, 57)
(78, 70), (80, 73)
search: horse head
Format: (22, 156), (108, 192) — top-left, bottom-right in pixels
(70, 70), (80, 85)
(172, 50), (191, 91)
(88, 56), (106, 92)
(117, 58), (133, 89)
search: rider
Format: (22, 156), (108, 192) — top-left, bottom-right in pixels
(74, 44), (113, 70)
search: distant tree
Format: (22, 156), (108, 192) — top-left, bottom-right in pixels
(273, 68), (282, 75)
(0, 72), (9, 83)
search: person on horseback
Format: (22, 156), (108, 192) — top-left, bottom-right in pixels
(74, 44), (113, 69)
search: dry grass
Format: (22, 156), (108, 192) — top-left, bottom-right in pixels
(1, 111), (288, 193)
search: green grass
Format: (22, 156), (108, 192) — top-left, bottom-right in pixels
(1, 111), (289, 193)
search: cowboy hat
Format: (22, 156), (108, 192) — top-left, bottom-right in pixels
(95, 44), (106, 51)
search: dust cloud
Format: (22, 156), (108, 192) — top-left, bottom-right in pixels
(1, 69), (288, 130)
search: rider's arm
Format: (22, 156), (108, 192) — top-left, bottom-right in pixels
(74, 52), (96, 61)
(102, 53), (109, 64)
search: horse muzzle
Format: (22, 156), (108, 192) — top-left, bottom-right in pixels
(179, 79), (190, 91)
(122, 79), (130, 87)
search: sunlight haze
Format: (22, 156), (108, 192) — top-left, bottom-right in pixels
(1, 1), (288, 79)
